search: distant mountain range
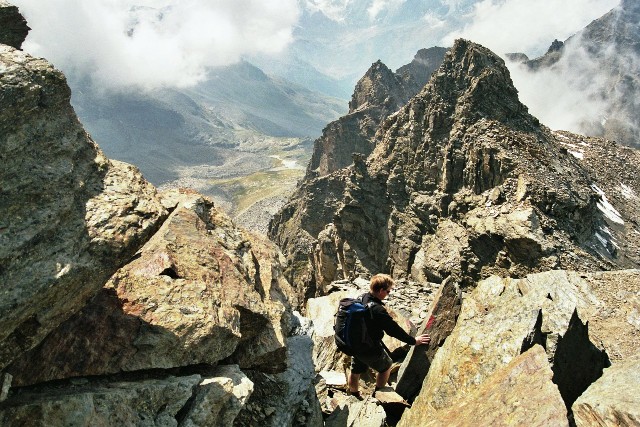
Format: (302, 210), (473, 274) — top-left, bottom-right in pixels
(250, 0), (478, 98)
(70, 60), (346, 185)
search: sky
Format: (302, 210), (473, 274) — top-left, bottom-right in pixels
(12, 0), (300, 89)
(11, 0), (620, 91)
(443, 0), (620, 57)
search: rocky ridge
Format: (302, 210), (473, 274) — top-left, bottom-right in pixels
(269, 47), (446, 300)
(270, 37), (640, 425)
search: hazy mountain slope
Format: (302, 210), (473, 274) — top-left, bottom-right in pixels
(70, 60), (346, 185)
(508, 0), (640, 147)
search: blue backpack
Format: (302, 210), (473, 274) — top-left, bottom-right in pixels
(334, 294), (377, 356)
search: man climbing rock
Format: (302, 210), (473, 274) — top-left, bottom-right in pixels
(347, 274), (431, 399)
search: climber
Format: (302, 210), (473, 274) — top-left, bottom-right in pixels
(347, 274), (431, 399)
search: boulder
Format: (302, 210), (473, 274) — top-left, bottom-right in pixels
(0, 368), (253, 426)
(7, 191), (293, 385)
(406, 270), (610, 416)
(325, 394), (386, 427)
(0, 45), (167, 372)
(181, 365), (254, 427)
(395, 277), (461, 401)
(572, 353), (640, 426)
(400, 345), (568, 426)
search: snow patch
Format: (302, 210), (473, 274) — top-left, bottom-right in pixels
(591, 184), (624, 225)
(620, 183), (637, 200)
(568, 150), (584, 159)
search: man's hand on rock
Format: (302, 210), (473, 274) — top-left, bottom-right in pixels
(415, 334), (431, 345)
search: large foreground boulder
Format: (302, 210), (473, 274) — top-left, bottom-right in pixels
(404, 345), (568, 427)
(0, 43), (167, 372)
(400, 270), (614, 424)
(7, 191), (294, 386)
(0, 366), (253, 426)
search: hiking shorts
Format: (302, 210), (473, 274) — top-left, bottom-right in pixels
(351, 346), (392, 374)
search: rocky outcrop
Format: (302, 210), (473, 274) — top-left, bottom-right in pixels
(0, 366), (253, 426)
(270, 39), (640, 294)
(401, 345), (569, 427)
(270, 48), (446, 301)
(0, 6), (315, 426)
(306, 47), (446, 180)
(0, 1), (29, 49)
(0, 44), (167, 372)
(572, 352), (640, 426)
(400, 269), (640, 425)
(7, 190), (294, 386)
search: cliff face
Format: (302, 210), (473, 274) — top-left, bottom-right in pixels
(271, 39), (640, 296)
(0, 5), (317, 425)
(521, 0), (640, 147)
(0, 43), (168, 372)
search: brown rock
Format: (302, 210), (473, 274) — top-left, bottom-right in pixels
(399, 345), (569, 427)
(395, 277), (461, 401)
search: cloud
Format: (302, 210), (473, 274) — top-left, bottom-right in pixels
(13, 0), (300, 90)
(367, 0), (406, 20)
(303, 0), (351, 22)
(508, 42), (609, 133)
(443, 0), (620, 57)
(507, 33), (640, 143)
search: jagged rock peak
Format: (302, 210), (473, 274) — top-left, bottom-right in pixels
(348, 59), (402, 113)
(423, 39), (532, 127)
(547, 39), (564, 53)
(0, 0), (30, 49)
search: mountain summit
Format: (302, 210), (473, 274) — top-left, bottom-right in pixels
(271, 39), (640, 295)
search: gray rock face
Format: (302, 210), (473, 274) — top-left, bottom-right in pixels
(0, 368), (254, 427)
(271, 39), (640, 294)
(572, 352), (640, 427)
(0, 1), (29, 49)
(0, 45), (167, 372)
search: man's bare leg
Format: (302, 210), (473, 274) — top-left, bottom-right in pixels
(349, 372), (361, 393)
(376, 367), (391, 389)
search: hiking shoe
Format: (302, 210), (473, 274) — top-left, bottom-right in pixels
(347, 390), (364, 401)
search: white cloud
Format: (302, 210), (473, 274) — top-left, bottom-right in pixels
(442, 0), (620, 57)
(367, 0), (406, 20)
(303, 0), (351, 21)
(13, 0), (300, 89)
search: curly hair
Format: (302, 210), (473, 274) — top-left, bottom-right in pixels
(370, 273), (394, 293)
